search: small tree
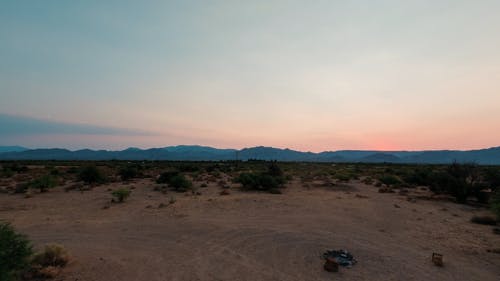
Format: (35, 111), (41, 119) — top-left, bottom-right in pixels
(111, 188), (131, 203)
(0, 222), (33, 281)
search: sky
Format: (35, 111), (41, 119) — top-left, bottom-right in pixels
(1, 0), (499, 152)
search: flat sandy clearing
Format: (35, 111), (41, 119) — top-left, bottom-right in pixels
(1, 180), (499, 281)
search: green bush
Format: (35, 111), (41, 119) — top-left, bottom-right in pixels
(236, 162), (287, 192)
(0, 222), (33, 281)
(111, 188), (131, 203)
(30, 175), (57, 192)
(236, 173), (280, 191)
(169, 175), (192, 192)
(378, 174), (402, 186)
(236, 173), (260, 189)
(156, 171), (180, 184)
(78, 165), (104, 184)
(267, 162), (284, 178)
(402, 167), (434, 186)
(119, 166), (140, 181)
(334, 173), (351, 182)
(427, 171), (452, 193)
(156, 171), (192, 192)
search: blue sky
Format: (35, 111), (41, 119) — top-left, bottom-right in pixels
(1, 1), (499, 151)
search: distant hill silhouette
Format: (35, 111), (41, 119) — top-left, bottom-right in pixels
(0, 145), (499, 164)
(0, 146), (28, 153)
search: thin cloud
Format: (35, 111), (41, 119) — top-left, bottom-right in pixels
(0, 114), (153, 136)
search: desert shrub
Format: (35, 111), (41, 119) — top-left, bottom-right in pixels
(31, 244), (69, 268)
(445, 176), (469, 204)
(34, 265), (60, 279)
(111, 188), (131, 203)
(3, 163), (28, 173)
(0, 222), (33, 281)
(378, 174), (402, 186)
(156, 171), (180, 184)
(384, 167), (395, 174)
(66, 167), (78, 174)
(156, 171), (192, 192)
(78, 165), (104, 184)
(1, 168), (14, 178)
(424, 163), (481, 204)
(177, 164), (200, 173)
(445, 162), (480, 204)
(205, 164), (218, 173)
(427, 171), (453, 193)
(237, 173), (260, 189)
(362, 177), (374, 185)
(29, 175), (57, 192)
(49, 168), (60, 176)
(470, 215), (497, 225)
(169, 174), (192, 192)
(118, 165), (140, 181)
(209, 171), (221, 178)
(267, 162), (286, 185)
(484, 167), (500, 191)
(217, 180), (227, 187)
(236, 173), (281, 192)
(402, 167), (434, 186)
(491, 190), (500, 220)
(333, 172), (351, 182)
(258, 174), (280, 190)
(267, 161), (284, 178)
(14, 183), (29, 194)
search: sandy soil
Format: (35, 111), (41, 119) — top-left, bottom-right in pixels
(1, 179), (499, 281)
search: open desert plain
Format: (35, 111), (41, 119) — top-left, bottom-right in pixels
(3, 1), (500, 281)
(1, 161), (499, 281)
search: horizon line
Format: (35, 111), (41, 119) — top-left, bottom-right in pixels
(2, 144), (499, 154)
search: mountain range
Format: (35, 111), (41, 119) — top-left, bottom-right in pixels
(0, 145), (499, 164)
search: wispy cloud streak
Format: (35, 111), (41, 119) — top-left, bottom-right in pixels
(0, 114), (153, 136)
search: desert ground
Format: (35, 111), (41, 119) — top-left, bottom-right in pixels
(1, 163), (499, 281)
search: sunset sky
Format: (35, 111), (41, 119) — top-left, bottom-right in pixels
(1, 1), (499, 152)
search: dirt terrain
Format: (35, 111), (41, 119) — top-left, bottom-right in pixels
(1, 178), (499, 281)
